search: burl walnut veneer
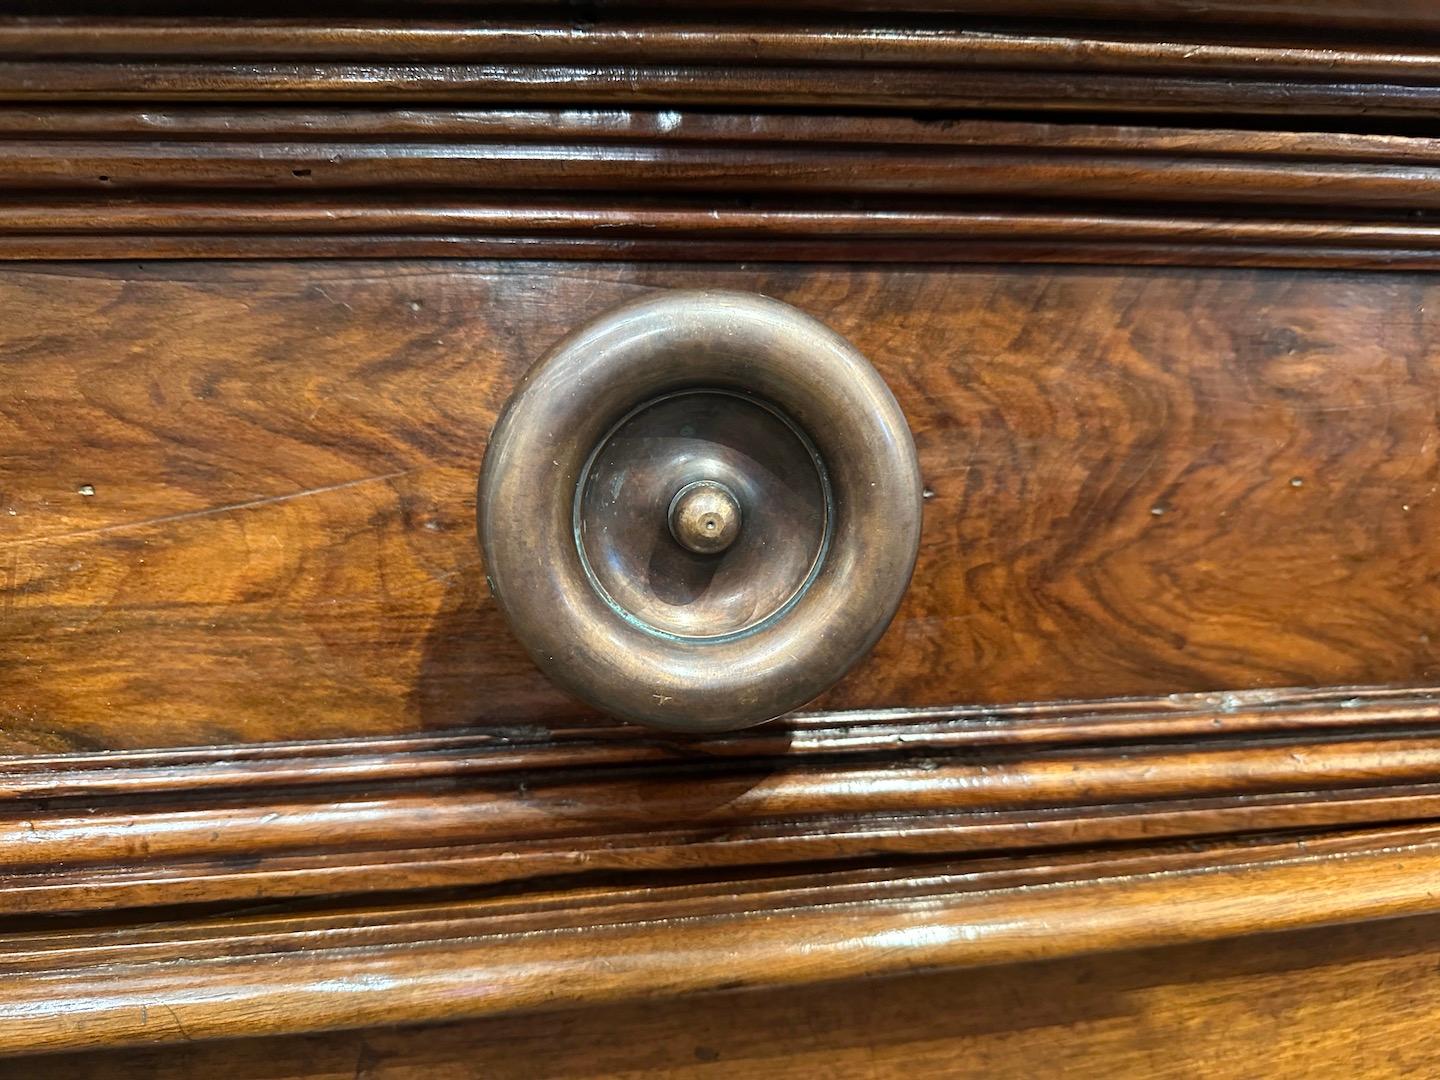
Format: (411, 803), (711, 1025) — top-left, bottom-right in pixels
(5, 3), (1440, 1075)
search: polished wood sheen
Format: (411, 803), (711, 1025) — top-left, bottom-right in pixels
(7, 821), (1440, 1053)
(4, 105), (1440, 267)
(0, 686), (1434, 917)
(19, 914), (1440, 1078)
(10, 22), (1440, 118)
(8, 3), (1440, 1073)
(5, 262), (1440, 749)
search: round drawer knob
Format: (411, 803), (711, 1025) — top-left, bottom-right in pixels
(477, 290), (922, 733)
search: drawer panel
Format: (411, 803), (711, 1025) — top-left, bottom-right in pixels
(3, 260), (1437, 751)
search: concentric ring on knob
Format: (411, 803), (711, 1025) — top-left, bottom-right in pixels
(575, 389), (831, 641)
(477, 290), (922, 733)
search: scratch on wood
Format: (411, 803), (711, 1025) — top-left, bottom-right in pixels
(1, 470), (414, 549)
(161, 1002), (192, 1041)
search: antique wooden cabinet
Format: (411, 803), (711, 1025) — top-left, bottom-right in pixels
(6, 3), (1440, 1075)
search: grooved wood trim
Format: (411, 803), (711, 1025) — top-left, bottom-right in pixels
(7, 236), (1440, 268)
(7, 203), (1440, 268)
(3, 684), (1437, 796)
(0, 110), (1431, 160)
(6, 145), (1440, 206)
(22, 914), (1440, 1078)
(4, 825), (1440, 1054)
(4, 18), (1440, 267)
(5, 64), (1440, 114)
(17, 205), (1440, 244)
(4, 687), (1440, 915)
(2, 108), (1440, 263)
(3, 112), (1437, 199)
(4, 20), (1440, 82)
(3, 14), (1440, 116)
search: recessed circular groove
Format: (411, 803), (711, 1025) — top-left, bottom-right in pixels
(574, 389), (832, 644)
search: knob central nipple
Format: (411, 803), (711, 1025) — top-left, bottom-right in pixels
(668, 480), (741, 555)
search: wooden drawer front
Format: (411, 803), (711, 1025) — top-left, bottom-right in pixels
(13, 6), (1440, 1062)
(4, 261), (1436, 752)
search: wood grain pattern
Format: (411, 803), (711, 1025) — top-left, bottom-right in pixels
(2, 107), (1440, 263)
(0, 687), (1438, 914)
(9, 143), (1440, 209)
(5, 261), (1440, 750)
(3, 108), (1437, 161)
(9, 19), (1440, 83)
(8, 18), (1440, 87)
(22, 202), (1440, 246)
(11, 198), (1440, 270)
(24, 913), (1440, 1078)
(8, 4), (1440, 1072)
(2, 15), (1440, 119)
(6, 62), (1440, 115)
(1, 824), (1439, 1054)
(11, 235), (1440, 269)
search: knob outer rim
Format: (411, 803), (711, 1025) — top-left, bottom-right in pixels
(477, 290), (922, 733)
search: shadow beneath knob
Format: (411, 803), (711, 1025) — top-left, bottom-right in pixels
(411, 567), (796, 797)
(646, 528), (721, 606)
(410, 563), (598, 734)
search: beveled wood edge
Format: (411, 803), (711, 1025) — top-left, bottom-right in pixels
(13, 206), (1440, 239)
(3, 105), (1440, 266)
(5, 683), (1433, 789)
(6, 63), (1440, 115)
(6, 4), (1440, 120)
(5, 823), (1440, 1054)
(5, 685), (1440, 914)
(0, 109), (1431, 162)
(8, 235), (1440, 269)
(6, 19), (1440, 82)
(4, 16), (1440, 120)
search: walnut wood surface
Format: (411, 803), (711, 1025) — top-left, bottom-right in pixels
(12, 19), (1440, 79)
(9, 141), (1440, 208)
(1, 108), (1435, 158)
(23, 913), (1440, 1078)
(2, 823), (1440, 1054)
(0, 685), (1438, 1051)
(13, 236), (1440, 269)
(0, 686), (1433, 915)
(2, 11), (1439, 121)
(3, 106), (1440, 263)
(7, 5), (1440, 1069)
(5, 261), (1440, 750)
(13, 60), (1430, 115)
(14, 141), (1440, 207)
(9, 19), (1440, 82)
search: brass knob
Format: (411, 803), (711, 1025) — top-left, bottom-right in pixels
(668, 480), (742, 555)
(477, 291), (922, 733)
